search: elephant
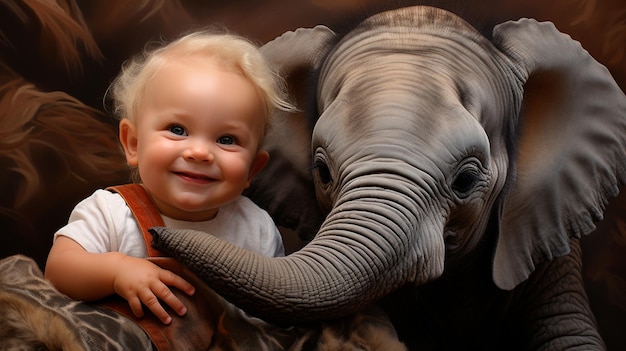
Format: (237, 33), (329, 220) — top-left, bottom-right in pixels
(149, 5), (626, 350)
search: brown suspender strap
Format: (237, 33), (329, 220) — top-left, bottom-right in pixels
(99, 184), (216, 351)
(106, 184), (167, 257)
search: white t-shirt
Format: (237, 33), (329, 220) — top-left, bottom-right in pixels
(54, 189), (284, 258)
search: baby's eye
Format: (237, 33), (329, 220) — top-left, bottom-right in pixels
(217, 135), (235, 145)
(169, 125), (187, 136)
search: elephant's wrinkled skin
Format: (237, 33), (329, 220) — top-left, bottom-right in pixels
(151, 6), (626, 350)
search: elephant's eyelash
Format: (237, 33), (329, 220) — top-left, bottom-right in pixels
(310, 160), (324, 171)
(311, 160), (333, 185)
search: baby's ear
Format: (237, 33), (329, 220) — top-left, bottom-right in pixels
(119, 119), (138, 166)
(246, 150), (270, 186)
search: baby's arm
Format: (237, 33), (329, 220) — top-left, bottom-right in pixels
(45, 236), (195, 324)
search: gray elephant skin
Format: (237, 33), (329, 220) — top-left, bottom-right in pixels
(150, 5), (626, 350)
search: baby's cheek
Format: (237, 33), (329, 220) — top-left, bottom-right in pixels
(231, 159), (255, 182)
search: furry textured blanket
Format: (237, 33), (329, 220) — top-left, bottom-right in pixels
(0, 255), (152, 350)
(0, 255), (406, 351)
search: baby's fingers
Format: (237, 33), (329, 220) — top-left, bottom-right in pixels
(139, 287), (173, 324)
(151, 279), (189, 319)
(127, 296), (144, 319)
(159, 269), (195, 296)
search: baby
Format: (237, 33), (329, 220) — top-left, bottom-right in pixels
(45, 29), (295, 324)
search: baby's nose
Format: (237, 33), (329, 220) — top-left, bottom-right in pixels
(184, 142), (214, 162)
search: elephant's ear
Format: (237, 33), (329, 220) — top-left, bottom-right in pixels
(244, 26), (337, 242)
(491, 19), (626, 290)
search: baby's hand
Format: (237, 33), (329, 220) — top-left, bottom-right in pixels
(112, 256), (195, 324)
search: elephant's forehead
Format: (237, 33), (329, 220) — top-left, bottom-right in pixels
(319, 30), (503, 110)
(322, 17), (495, 72)
(314, 98), (491, 168)
(317, 48), (499, 144)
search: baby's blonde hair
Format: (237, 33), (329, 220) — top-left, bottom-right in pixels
(109, 28), (295, 130)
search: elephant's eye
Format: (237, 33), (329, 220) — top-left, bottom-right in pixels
(312, 160), (332, 185)
(451, 168), (480, 196)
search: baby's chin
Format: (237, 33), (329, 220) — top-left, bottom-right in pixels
(155, 197), (220, 222)
(170, 206), (220, 222)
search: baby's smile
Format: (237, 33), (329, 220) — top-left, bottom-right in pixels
(174, 171), (216, 184)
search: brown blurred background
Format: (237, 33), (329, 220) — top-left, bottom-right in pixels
(1, 0), (624, 349)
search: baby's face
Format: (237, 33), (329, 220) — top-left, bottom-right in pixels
(123, 57), (268, 221)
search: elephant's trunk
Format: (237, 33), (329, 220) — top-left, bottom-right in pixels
(152, 184), (441, 324)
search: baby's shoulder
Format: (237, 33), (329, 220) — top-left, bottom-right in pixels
(92, 188), (126, 202)
(76, 188), (128, 212)
(230, 196), (268, 215)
